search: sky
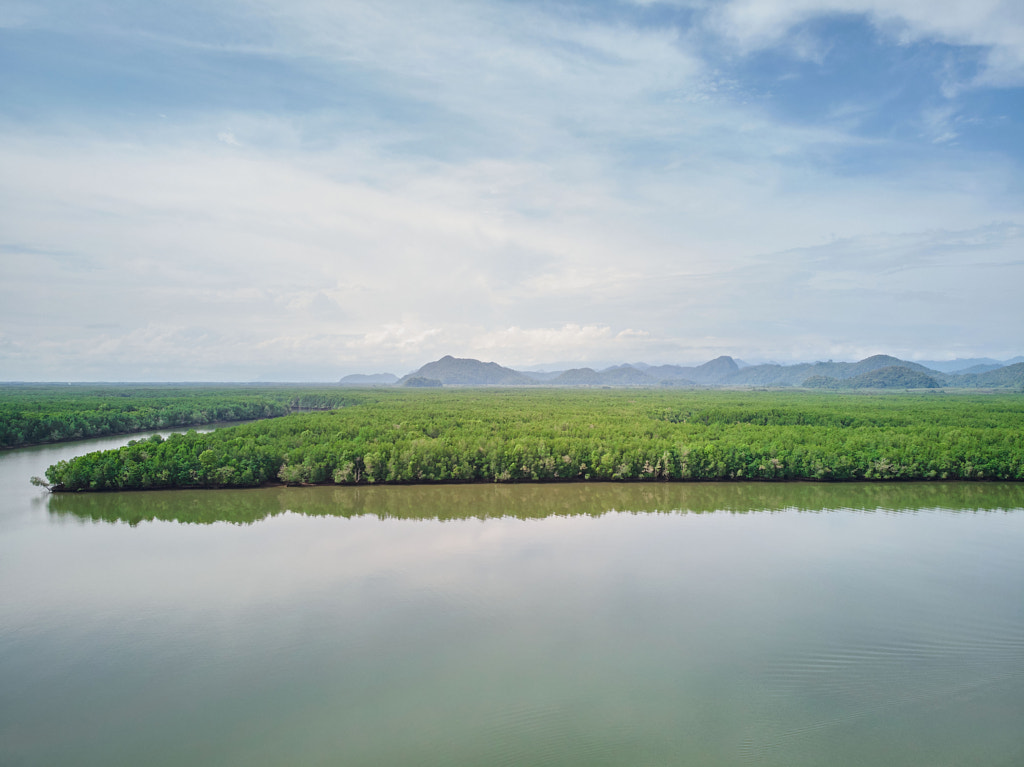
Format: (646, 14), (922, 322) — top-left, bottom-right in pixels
(1, 0), (1022, 381)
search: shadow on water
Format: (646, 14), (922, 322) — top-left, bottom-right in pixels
(47, 481), (1024, 526)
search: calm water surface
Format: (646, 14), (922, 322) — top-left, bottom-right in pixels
(2, 431), (1023, 766)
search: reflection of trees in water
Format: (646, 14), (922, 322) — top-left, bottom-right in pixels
(48, 482), (1024, 526)
(47, 488), (284, 526)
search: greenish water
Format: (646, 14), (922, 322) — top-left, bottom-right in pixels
(2, 431), (1023, 766)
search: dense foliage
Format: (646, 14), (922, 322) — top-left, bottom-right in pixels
(0, 385), (361, 448)
(44, 389), (1024, 491)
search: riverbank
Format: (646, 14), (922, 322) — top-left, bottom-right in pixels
(43, 389), (1024, 491)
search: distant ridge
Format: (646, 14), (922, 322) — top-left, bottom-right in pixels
(729, 355), (937, 387)
(399, 355), (534, 386)
(916, 357), (1024, 374)
(945, 362), (1024, 389)
(952, 363), (1004, 375)
(367, 354), (1024, 389)
(339, 373), (398, 385)
(551, 365), (656, 386)
(804, 366), (941, 390)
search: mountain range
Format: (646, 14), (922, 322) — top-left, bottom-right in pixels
(343, 354), (1024, 390)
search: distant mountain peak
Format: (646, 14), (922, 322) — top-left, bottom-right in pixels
(357, 352), (1023, 390)
(339, 372), (398, 385)
(399, 356), (533, 386)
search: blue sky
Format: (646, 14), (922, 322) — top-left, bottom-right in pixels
(1, 0), (1022, 380)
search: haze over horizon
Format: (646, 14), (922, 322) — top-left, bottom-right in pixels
(2, 1), (1022, 382)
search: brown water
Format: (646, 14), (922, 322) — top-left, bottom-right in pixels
(2, 431), (1023, 766)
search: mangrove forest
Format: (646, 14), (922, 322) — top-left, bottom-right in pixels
(0, 384), (362, 448)
(42, 388), (1024, 491)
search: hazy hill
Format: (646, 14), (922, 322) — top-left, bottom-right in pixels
(399, 355), (534, 386)
(845, 355), (936, 377)
(550, 368), (603, 385)
(688, 355), (741, 383)
(805, 366), (941, 390)
(402, 376), (443, 388)
(728, 355), (936, 387)
(597, 366), (658, 385)
(916, 357), (1020, 374)
(362, 354), (1022, 389)
(645, 355), (740, 384)
(551, 365), (656, 386)
(953, 363), (1005, 375)
(642, 364), (694, 380)
(945, 362), (1024, 389)
(339, 373), (398, 385)
(520, 370), (564, 382)
(727, 363), (813, 386)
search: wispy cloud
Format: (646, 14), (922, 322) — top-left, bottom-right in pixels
(707, 0), (1024, 85)
(0, 0), (1021, 378)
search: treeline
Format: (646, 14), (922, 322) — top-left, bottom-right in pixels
(44, 389), (1024, 491)
(0, 385), (365, 448)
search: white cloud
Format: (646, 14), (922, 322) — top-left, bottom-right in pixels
(1, 1), (1022, 378)
(707, 0), (1024, 86)
(2, 114), (1020, 377)
(346, 325), (445, 354)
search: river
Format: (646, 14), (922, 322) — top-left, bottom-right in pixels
(2, 429), (1023, 766)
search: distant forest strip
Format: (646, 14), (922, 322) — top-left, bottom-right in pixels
(0, 385), (364, 449)
(44, 389), (1024, 491)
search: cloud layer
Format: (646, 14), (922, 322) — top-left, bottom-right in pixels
(1, 0), (1021, 379)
